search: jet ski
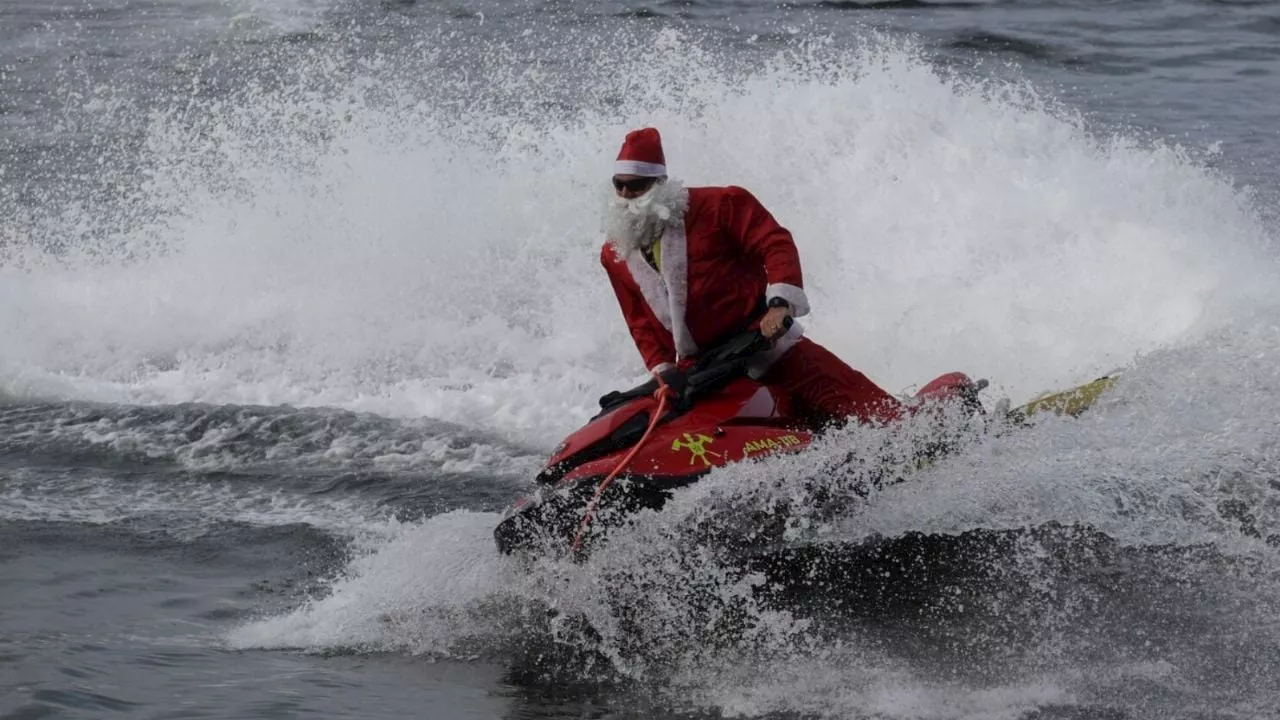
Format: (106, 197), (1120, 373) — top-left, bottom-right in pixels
(494, 323), (1118, 559)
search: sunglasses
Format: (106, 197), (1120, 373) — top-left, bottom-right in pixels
(612, 176), (659, 193)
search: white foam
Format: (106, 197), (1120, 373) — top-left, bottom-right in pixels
(688, 652), (1076, 720)
(0, 468), (393, 540)
(0, 402), (540, 476)
(226, 510), (518, 654)
(224, 0), (336, 37)
(836, 319), (1280, 550)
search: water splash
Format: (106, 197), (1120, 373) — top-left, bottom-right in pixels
(3, 31), (1274, 451)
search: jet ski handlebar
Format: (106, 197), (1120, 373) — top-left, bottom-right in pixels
(597, 317), (792, 414)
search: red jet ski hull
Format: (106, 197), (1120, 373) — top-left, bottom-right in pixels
(494, 371), (980, 556)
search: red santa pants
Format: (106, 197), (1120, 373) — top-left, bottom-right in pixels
(758, 337), (905, 428)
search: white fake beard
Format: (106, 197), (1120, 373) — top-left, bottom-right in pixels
(602, 179), (689, 256)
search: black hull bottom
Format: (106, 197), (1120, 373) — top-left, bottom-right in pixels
(493, 473), (707, 556)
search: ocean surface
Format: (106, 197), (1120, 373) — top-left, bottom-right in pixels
(3, 1), (1280, 718)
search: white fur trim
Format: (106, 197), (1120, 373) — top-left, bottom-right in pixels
(746, 319), (806, 380)
(614, 160), (667, 177)
(624, 249), (672, 330)
(765, 283), (810, 318)
(650, 362), (676, 374)
(661, 220), (698, 358)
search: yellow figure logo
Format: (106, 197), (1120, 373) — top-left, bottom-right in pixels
(672, 433), (723, 467)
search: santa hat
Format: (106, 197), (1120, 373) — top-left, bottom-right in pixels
(614, 127), (667, 177)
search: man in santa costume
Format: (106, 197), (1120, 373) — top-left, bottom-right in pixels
(601, 126), (906, 428)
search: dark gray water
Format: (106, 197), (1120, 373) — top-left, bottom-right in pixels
(3, 1), (1280, 717)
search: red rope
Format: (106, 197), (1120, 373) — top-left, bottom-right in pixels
(570, 372), (674, 556)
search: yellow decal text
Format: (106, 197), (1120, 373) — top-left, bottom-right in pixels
(742, 434), (803, 456)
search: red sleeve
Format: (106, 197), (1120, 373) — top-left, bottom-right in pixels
(719, 186), (811, 316)
(601, 247), (676, 372)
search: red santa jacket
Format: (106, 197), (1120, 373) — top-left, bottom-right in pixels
(601, 185), (810, 376)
